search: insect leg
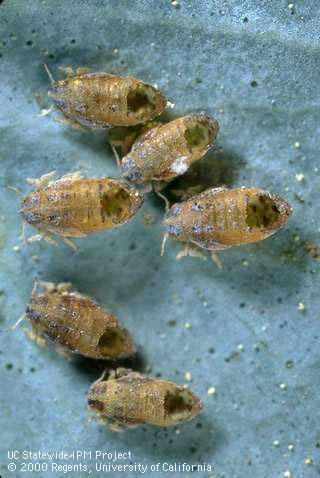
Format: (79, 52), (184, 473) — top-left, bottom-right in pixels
(110, 144), (121, 168)
(43, 232), (59, 247)
(19, 221), (26, 244)
(76, 67), (91, 75)
(27, 233), (44, 244)
(176, 243), (207, 261)
(54, 115), (87, 131)
(11, 314), (26, 331)
(57, 171), (83, 183)
(43, 64), (55, 85)
(37, 105), (54, 117)
(62, 237), (78, 251)
(7, 185), (21, 195)
(58, 65), (75, 77)
(211, 252), (223, 269)
(23, 325), (47, 349)
(27, 231), (59, 248)
(92, 368), (112, 387)
(55, 282), (73, 294)
(109, 422), (127, 433)
(26, 171), (57, 189)
(55, 344), (72, 360)
(153, 186), (170, 212)
(110, 418), (139, 432)
(33, 281), (57, 293)
(114, 367), (133, 378)
(160, 233), (169, 257)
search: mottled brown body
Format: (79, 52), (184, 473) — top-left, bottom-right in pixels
(121, 114), (219, 183)
(164, 187), (292, 250)
(88, 369), (202, 428)
(49, 73), (167, 128)
(20, 176), (144, 238)
(26, 284), (135, 360)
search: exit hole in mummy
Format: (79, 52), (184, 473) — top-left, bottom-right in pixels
(246, 195), (280, 228)
(127, 85), (156, 115)
(100, 189), (131, 220)
(98, 328), (126, 357)
(165, 390), (193, 420)
(184, 124), (209, 150)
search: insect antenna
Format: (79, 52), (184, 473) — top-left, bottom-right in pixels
(160, 233), (169, 257)
(11, 314), (26, 331)
(7, 185), (22, 195)
(153, 188), (170, 212)
(110, 144), (121, 168)
(43, 63), (55, 85)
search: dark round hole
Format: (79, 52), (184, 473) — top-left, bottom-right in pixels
(97, 328), (126, 357)
(127, 85), (156, 116)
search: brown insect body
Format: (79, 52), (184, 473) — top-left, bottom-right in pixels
(164, 187), (292, 250)
(26, 284), (135, 360)
(88, 368), (202, 428)
(21, 176), (144, 237)
(49, 73), (167, 128)
(121, 114), (219, 183)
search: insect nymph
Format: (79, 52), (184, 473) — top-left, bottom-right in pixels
(121, 114), (219, 184)
(48, 70), (167, 128)
(163, 187), (292, 256)
(20, 172), (144, 245)
(24, 282), (136, 360)
(88, 368), (202, 430)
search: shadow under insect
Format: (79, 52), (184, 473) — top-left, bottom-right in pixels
(96, 398), (222, 462)
(165, 146), (246, 204)
(70, 350), (148, 385)
(70, 355), (217, 463)
(62, 128), (111, 158)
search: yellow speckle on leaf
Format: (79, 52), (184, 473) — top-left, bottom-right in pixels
(295, 173), (304, 182)
(305, 243), (320, 261)
(143, 213), (155, 226)
(172, 293), (182, 305)
(207, 386), (216, 395)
